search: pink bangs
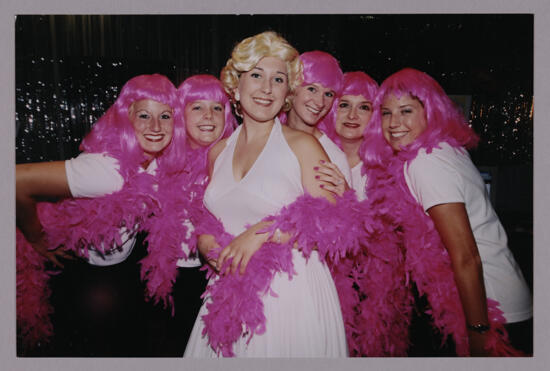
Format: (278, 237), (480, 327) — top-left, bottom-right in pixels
(300, 51), (343, 94)
(320, 71), (378, 144)
(177, 74), (237, 146)
(79, 74), (183, 177)
(373, 68), (479, 155)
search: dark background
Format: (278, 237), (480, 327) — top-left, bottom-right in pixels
(15, 14), (533, 355)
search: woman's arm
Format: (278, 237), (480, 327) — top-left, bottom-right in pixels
(427, 202), (490, 356)
(16, 161), (73, 267)
(284, 127), (335, 202)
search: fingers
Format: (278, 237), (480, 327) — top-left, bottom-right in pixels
(314, 161), (346, 187)
(55, 248), (75, 261)
(239, 253), (253, 275)
(217, 245), (237, 273)
(315, 173), (344, 185)
(320, 183), (345, 197)
(46, 252), (64, 268)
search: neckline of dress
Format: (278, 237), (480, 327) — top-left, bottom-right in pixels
(230, 119), (279, 184)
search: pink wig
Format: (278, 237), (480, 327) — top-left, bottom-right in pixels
(177, 74), (237, 150)
(300, 51), (344, 94)
(280, 51), (344, 124)
(321, 71), (379, 143)
(80, 74), (184, 176)
(362, 68), (479, 166)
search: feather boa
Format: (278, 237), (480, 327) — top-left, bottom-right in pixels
(16, 229), (55, 350)
(16, 168), (160, 348)
(192, 191), (367, 357)
(362, 144), (524, 356)
(327, 188), (414, 356)
(138, 163), (208, 310)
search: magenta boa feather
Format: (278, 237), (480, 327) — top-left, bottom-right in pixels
(138, 165), (207, 310)
(16, 229), (55, 349)
(16, 169), (160, 348)
(361, 143), (524, 356)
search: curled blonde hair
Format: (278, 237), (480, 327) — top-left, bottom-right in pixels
(220, 31), (302, 111)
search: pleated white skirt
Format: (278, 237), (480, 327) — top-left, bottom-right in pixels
(184, 250), (348, 357)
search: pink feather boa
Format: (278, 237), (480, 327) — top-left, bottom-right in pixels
(16, 229), (55, 350)
(138, 160), (209, 310)
(362, 143), (524, 356)
(16, 167), (160, 348)
(192, 191), (368, 357)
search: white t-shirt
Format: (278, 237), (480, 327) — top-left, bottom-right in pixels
(404, 142), (532, 323)
(66, 152), (136, 266)
(318, 134), (352, 187)
(66, 152), (200, 267)
(351, 162), (367, 201)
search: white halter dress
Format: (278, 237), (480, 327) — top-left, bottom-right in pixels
(184, 119), (348, 357)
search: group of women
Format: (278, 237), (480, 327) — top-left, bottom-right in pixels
(16, 30), (532, 357)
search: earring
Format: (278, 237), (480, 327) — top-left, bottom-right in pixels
(283, 97), (292, 112)
(234, 91), (240, 102)
(233, 101), (243, 118)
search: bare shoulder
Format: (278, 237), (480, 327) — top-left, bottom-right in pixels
(281, 125), (326, 158)
(208, 138), (228, 162)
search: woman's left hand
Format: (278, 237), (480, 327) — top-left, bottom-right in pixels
(216, 222), (269, 275)
(314, 160), (349, 196)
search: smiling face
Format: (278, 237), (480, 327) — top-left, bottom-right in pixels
(291, 82), (335, 126)
(236, 56), (289, 124)
(334, 94), (373, 142)
(129, 99), (174, 158)
(381, 93), (427, 151)
(184, 99), (225, 149)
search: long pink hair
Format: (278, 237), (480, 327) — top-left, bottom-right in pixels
(322, 71), (379, 144)
(362, 67), (479, 166)
(80, 74), (184, 176)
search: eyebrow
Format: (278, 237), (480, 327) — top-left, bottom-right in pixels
(253, 66), (288, 76)
(341, 99), (371, 104)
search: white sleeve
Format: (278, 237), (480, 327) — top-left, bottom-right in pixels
(65, 152), (125, 198)
(404, 151), (465, 212)
(318, 135), (353, 186)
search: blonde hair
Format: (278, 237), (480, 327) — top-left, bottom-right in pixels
(220, 31), (302, 110)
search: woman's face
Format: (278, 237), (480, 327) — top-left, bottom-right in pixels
(185, 100), (225, 149)
(381, 93), (427, 151)
(236, 56), (289, 124)
(129, 99), (174, 158)
(291, 82), (335, 126)
(334, 94), (373, 142)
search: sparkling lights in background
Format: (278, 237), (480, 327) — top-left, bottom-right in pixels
(15, 58), (533, 165)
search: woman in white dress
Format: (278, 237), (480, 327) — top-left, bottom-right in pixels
(184, 31), (348, 357)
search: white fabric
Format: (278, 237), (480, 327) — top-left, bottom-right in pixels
(350, 162), (367, 201)
(404, 142), (532, 323)
(185, 119), (348, 357)
(65, 153), (155, 266)
(176, 219), (201, 268)
(318, 134), (352, 187)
